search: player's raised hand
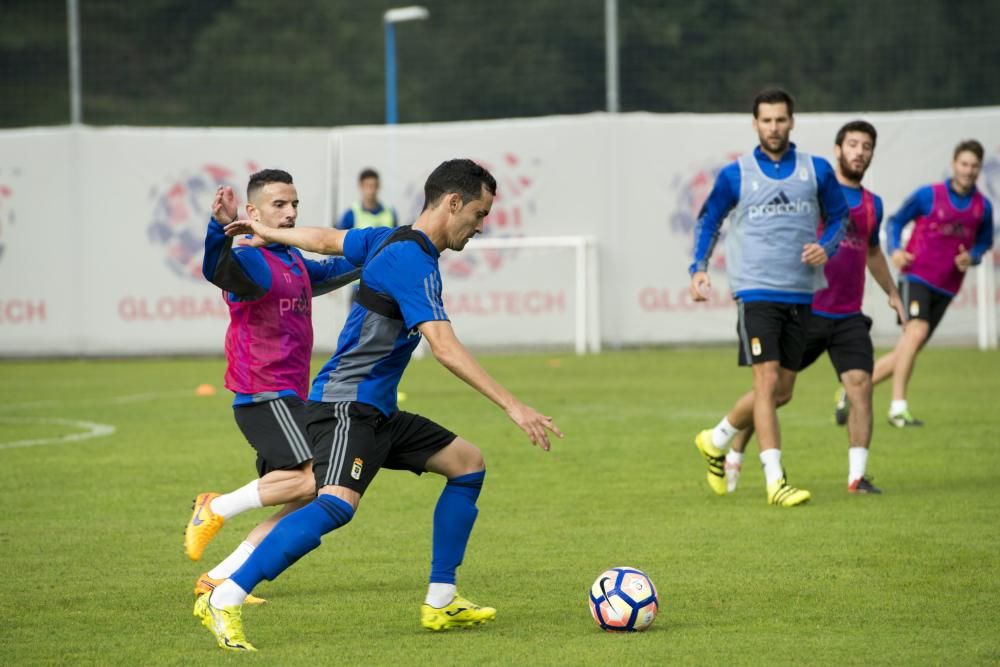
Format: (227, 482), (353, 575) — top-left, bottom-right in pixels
(800, 242), (828, 266)
(211, 186), (239, 224)
(955, 244), (972, 272)
(689, 272), (712, 302)
(891, 249), (914, 269)
(505, 402), (563, 451)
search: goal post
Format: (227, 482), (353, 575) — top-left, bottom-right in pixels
(977, 252), (998, 350)
(460, 235), (601, 355)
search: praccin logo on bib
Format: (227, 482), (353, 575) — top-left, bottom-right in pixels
(147, 163), (258, 282)
(747, 191), (814, 219)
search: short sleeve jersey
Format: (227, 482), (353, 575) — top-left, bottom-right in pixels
(308, 227), (448, 415)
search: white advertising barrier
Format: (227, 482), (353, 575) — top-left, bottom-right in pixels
(616, 108), (1000, 346)
(0, 130), (80, 353)
(0, 126), (342, 355)
(0, 109), (997, 356)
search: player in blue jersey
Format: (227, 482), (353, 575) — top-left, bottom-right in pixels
(189, 171), (358, 604)
(722, 121), (905, 496)
(193, 159), (563, 652)
(689, 89), (848, 507)
(869, 140), (994, 427)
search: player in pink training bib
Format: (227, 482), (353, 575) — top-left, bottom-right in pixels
(873, 140), (995, 427)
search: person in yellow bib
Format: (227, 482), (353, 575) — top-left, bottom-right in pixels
(336, 168), (398, 230)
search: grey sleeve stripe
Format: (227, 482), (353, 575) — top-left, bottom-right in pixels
(423, 274), (438, 320)
(737, 301), (752, 361)
(433, 271), (445, 319)
(424, 272), (446, 320)
(323, 402), (351, 487)
(269, 400), (310, 462)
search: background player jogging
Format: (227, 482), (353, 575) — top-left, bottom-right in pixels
(869, 139), (994, 427)
(722, 121), (905, 496)
(688, 88), (848, 507)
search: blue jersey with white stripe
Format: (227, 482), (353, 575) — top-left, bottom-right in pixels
(309, 227), (448, 416)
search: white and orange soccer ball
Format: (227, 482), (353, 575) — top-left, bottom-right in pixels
(588, 566), (659, 632)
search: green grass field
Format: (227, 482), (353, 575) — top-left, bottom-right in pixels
(1, 347), (999, 665)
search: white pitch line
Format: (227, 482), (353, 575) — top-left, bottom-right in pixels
(0, 417), (116, 450)
(0, 388), (201, 412)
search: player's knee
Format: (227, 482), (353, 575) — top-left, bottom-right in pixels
(459, 444), (485, 476)
(905, 320), (930, 343)
(844, 371), (871, 390)
(775, 390), (794, 407)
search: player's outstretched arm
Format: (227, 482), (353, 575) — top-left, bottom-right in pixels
(223, 220), (347, 255)
(418, 320), (563, 451)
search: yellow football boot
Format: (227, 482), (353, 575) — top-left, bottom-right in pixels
(695, 430), (727, 496)
(185, 492), (224, 561)
(420, 594), (497, 631)
(766, 475), (811, 507)
(193, 593), (256, 652)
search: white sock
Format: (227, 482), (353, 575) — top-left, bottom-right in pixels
(759, 449), (783, 485)
(210, 578), (249, 608)
(210, 479), (263, 520)
(425, 583), (457, 608)
(848, 447), (869, 483)
(725, 450), (744, 467)
(889, 399), (908, 416)
(207, 541), (255, 580)
(711, 417), (740, 449)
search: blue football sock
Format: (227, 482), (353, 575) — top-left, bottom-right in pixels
(430, 470), (485, 585)
(231, 494), (354, 593)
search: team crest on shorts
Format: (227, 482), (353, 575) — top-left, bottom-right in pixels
(351, 457), (364, 480)
(909, 300), (920, 317)
(751, 337), (762, 356)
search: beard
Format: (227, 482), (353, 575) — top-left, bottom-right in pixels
(838, 154), (868, 181)
(761, 133), (789, 155)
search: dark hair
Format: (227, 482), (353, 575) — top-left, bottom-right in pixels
(247, 168), (293, 200)
(752, 88), (795, 118)
(953, 139), (984, 162)
(358, 168), (379, 183)
(422, 159), (497, 211)
(835, 120), (877, 148)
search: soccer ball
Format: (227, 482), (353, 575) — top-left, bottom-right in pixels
(588, 566), (658, 632)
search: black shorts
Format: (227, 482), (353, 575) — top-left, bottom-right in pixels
(307, 401), (456, 495)
(799, 313), (874, 378)
(899, 279), (952, 338)
(233, 396), (313, 477)
(736, 300), (811, 370)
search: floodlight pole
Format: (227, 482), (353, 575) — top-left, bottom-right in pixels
(67, 0), (82, 124)
(384, 6), (429, 125)
(605, 0), (619, 113)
